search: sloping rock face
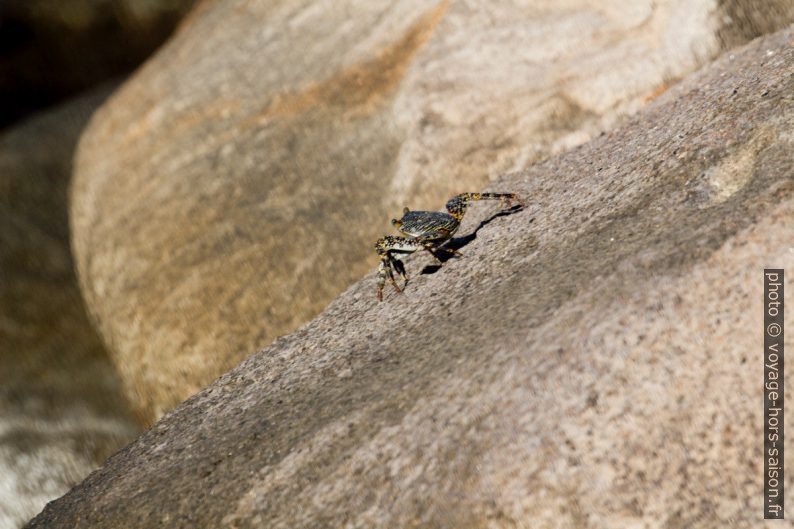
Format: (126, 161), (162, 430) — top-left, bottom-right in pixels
(0, 89), (139, 528)
(70, 0), (794, 423)
(31, 28), (793, 528)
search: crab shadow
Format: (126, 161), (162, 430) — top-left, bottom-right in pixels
(420, 204), (529, 275)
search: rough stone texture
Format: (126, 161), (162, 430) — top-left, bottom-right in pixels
(0, 88), (140, 529)
(70, 0), (794, 423)
(716, 0), (794, 49)
(30, 28), (794, 528)
(0, 0), (196, 127)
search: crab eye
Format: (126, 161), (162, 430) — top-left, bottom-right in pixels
(391, 219), (401, 227)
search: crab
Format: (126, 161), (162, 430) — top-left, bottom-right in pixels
(374, 192), (524, 300)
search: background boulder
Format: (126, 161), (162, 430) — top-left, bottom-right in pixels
(70, 0), (794, 422)
(0, 88), (139, 529)
(30, 27), (794, 528)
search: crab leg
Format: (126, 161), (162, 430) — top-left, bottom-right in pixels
(376, 258), (401, 301)
(445, 192), (525, 220)
(374, 236), (425, 301)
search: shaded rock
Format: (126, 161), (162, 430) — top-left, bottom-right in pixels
(716, 0), (794, 49)
(0, 0), (196, 127)
(70, 0), (794, 423)
(0, 88), (139, 529)
(30, 27), (794, 528)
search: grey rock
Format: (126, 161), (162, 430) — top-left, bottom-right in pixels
(69, 0), (794, 423)
(29, 27), (794, 529)
(0, 88), (139, 529)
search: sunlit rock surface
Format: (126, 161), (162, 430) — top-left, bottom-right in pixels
(69, 0), (794, 422)
(30, 27), (794, 529)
